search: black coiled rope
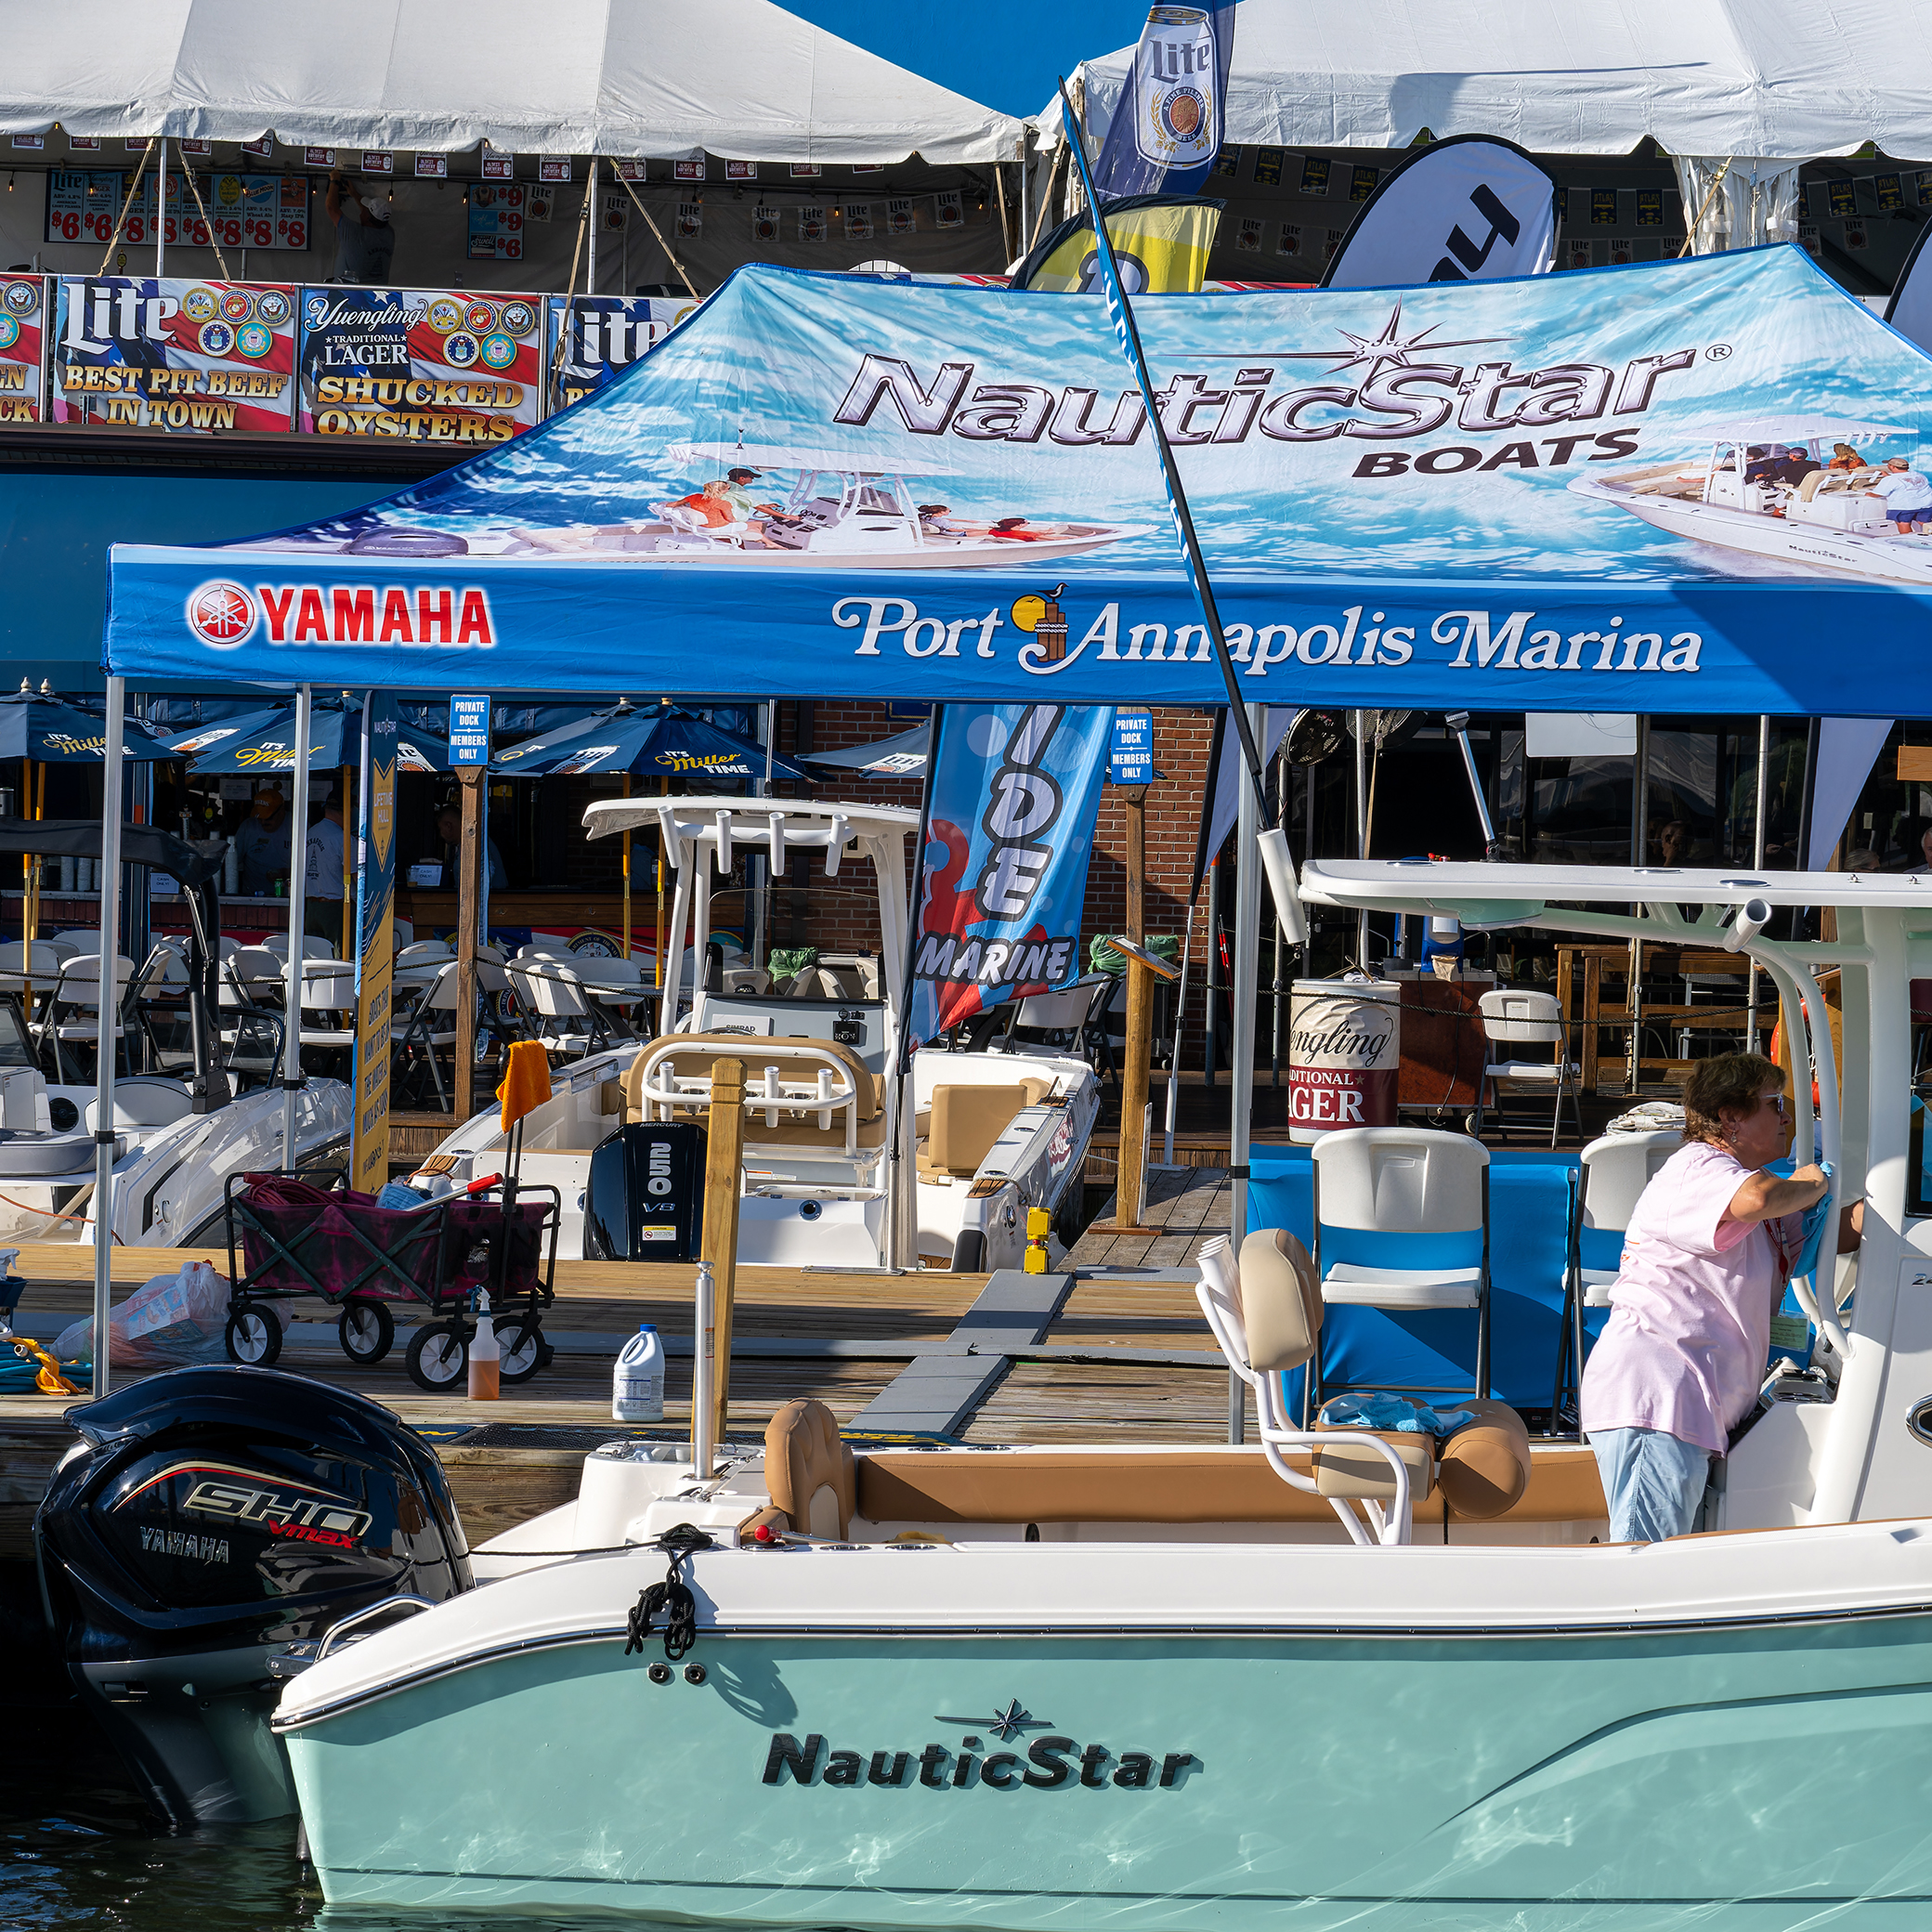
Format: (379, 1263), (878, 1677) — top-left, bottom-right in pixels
(624, 1522), (714, 1661)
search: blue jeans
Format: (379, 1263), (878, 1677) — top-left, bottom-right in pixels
(1589, 1427), (1711, 1543)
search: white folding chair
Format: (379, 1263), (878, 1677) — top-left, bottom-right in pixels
(35, 953), (137, 1081)
(263, 933), (336, 960)
(1554, 1128), (1683, 1424)
(219, 946), (286, 1085)
(1477, 987), (1583, 1147)
(0, 941), (63, 1035)
(1309, 1127), (1491, 1415)
(1197, 1230), (1422, 1547)
(296, 959), (359, 1066)
(128, 943), (191, 1075)
(508, 959), (601, 1059)
(394, 959), (463, 1109)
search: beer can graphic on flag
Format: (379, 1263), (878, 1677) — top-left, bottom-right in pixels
(1287, 980), (1399, 1142)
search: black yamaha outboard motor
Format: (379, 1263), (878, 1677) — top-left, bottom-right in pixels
(36, 1365), (472, 1826)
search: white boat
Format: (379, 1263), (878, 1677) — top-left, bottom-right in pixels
(482, 440), (1144, 568)
(0, 822), (348, 1248)
(411, 798), (1099, 1273)
(1572, 413), (1932, 583)
(274, 859), (1932, 1925)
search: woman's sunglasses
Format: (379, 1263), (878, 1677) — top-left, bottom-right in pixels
(1759, 1092), (1789, 1117)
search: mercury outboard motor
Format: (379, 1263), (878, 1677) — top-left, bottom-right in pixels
(35, 1365), (471, 1826)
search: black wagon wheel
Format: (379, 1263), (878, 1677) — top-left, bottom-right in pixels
(339, 1299), (397, 1365)
(405, 1322), (469, 1392)
(224, 1303), (282, 1366)
(494, 1316), (544, 1384)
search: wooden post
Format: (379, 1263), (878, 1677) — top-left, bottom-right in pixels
(620, 773), (632, 959)
(1114, 957), (1155, 1232)
(1103, 934), (1177, 1236)
(1124, 784), (1146, 943)
(701, 1056), (745, 1443)
(453, 771), (482, 1119)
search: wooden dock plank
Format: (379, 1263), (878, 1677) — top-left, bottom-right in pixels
(1066, 1166), (1231, 1273)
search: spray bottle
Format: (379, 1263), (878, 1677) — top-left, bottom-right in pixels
(468, 1288), (500, 1401)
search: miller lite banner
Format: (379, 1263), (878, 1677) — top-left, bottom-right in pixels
(548, 295), (698, 410)
(104, 246), (1932, 720)
(1323, 136), (1560, 290)
(0, 276), (49, 424)
(53, 279), (297, 432)
(907, 702), (1113, 1050)
(296, 287), (544, 441)
(1090, 4), (1239, 201)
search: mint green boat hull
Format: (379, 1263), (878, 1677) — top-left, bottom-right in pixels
(289, 1614), (1932, 1927)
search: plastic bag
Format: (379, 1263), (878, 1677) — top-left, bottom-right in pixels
(1792, 1158), (1836, 1284)
(54, 1260), (231, 1369)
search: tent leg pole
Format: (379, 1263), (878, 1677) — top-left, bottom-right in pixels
(93, 679), (126, 1394)
(281, 687), (312, 1171)
(1165, 900), (1193, 1166)
(1353, 711), (1369, 966)
(621, 774), (632, 960)
(1749, 715), (1769, 1050)
(1230, 705), (1261, 1277)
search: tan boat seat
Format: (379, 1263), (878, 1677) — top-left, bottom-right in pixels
(765, 1397), (856, 1539)
(855, 1441), (1596, 1528)
(916, 1080), (1052, 1180)
(1236, 1226), (1532, 1521)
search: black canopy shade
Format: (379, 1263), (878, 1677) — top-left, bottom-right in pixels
(0, 819), (227, 888)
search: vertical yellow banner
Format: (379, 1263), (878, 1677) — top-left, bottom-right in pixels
(350, 699), (398, 1193)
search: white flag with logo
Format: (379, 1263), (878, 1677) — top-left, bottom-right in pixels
(1324, 135), (1558, 290)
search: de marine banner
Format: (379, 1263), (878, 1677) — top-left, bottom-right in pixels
(103, 246), (1932, 719)
(907, 703), (1113, 1049)
(297, 286), (544, 441)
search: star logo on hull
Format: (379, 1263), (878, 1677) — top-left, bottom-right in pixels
(933, 1699), (1049, 1742)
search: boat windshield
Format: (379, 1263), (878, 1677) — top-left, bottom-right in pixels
(0, 999), (33, 1068)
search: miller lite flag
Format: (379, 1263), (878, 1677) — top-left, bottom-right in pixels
(1324, 136), (1560, 290)
(548, 295), (698, 409)
(297, 287), (544, 441)
(907, 702), (1113, 1049)
(1090, 4), (1238, 202)
(52, 278), (297, 432)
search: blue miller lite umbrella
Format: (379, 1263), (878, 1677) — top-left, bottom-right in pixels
(161, 698), (451, 774)
(490, 700), (816, 784)
(0, 684), (174, 763)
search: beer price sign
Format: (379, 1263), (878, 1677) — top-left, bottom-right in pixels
(46, 171), (310, 251)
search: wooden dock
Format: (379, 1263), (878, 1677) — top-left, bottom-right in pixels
(1066, 1163), (1233, 1273)
(0, 1240), (1238, 1552)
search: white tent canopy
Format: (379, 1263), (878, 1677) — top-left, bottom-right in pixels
(1038, 0), (1932, 160)
(0, 0), (1024, 164)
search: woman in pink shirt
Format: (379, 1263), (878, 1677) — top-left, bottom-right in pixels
(1580, 1053), (1838, 1543)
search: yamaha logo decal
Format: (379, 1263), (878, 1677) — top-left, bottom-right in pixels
(187, 581), (257, 646)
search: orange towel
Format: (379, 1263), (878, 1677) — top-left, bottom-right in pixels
(497, 1039), (554, 1130)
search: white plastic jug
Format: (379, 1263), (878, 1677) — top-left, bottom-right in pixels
(613, 1324), (665, 1422)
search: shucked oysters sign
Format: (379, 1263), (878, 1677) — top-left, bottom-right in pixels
(103, 247), (1932, 717)
(907, 705), (1113, 1046)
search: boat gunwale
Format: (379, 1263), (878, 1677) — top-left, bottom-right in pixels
(271, 1596), (1932, 1733)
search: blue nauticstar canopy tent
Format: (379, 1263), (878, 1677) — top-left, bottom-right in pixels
(103, 246), (1932, 717)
